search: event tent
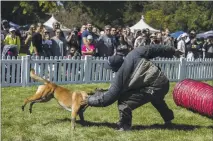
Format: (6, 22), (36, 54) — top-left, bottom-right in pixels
(9, 22), (20, 29)
(130, 15), (160, 33)
(170, 31), (185, 39)
(196, 30), (213, 39)
(43, 15), (71, 32)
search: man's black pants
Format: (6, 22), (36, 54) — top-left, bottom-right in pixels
(117, 81), (174, 127)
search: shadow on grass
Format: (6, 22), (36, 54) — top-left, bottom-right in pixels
(43, 118), (213, 131)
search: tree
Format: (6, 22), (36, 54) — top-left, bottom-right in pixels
(1, 1), (60, 24)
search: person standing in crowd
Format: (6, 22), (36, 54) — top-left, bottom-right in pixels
(156, 32), (163, 45)
(111, 27), (118, 47)
(124, 27), (134, 49)
(31, 23), (44, 56)
(92, 27), (100, 44)
(66, 29), (79, 51)
(42, 29), (53, 58)
(203, 36), (213, 58)
(163, 28), (174, 46)
(25, 24), (36, 55)
(81, 23), (93, 50)
(150, 33), (158, 45)
(81, 45), (177, 131)
(77, 25), (86, 52)
(176, 33), (187, 58)
(145, 28), (151, 45)
(50, 21), (65, 38)
(81, 35), (95, 56)
(51, 29), (67, 57)
(96, 25), (116, 57)
(134, 30), (146, 48)
(116, 35), (131, 56)
(4, 27), (21, 54)
(196, 37), (205, 58)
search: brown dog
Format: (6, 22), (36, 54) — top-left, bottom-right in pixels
(21, 69), (88, 130)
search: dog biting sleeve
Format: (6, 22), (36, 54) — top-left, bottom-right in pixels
(88, 53), (135, 107)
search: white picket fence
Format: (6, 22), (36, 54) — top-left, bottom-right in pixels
(1, 55), (213, 87)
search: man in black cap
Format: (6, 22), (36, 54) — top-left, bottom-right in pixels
(82, 45), (178, 131)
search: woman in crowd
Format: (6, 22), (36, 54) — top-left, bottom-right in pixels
(4, 27), (21, 54)
(150, 33), (158, 45)
(25, 24), (36, 55)
(42, 29), (53, 58)
(134, 30), (146, 48)
(51, 29), (67, 57)
(66, 29), (79, 50)
(116, 35), (131, 56)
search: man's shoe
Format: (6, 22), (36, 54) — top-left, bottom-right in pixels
(118, 125), (131, 131)
(116, 122), (131, 131)
(164, 120), (173, 127)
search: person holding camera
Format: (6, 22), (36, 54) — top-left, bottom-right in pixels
(116, 35), (131, 56)
(66, 28), (79, 51)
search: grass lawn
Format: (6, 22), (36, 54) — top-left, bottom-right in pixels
(1, 82), (213, 141)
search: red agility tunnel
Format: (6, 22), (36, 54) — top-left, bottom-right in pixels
(173, 79), (213, 118)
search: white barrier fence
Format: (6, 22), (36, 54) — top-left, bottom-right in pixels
(1, 56), (213, 87)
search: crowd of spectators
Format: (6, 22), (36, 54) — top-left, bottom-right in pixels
(1, 20), (213, 59)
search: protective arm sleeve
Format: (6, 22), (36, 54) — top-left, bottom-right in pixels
(87, 53), (135, 107)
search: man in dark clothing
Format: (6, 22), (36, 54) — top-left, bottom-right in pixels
(82, 45), (177, 131)
(32, 23), (43, 56)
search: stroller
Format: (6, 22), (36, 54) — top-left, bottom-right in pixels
(2, 44), (18, 58)
(1, 45), (19, 83)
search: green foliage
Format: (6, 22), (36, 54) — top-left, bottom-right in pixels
(1, 83), (213, 141)
(18, 1), (58, 15)
(1, 1), (213, 32)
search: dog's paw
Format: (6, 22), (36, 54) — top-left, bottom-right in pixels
(29, 109), (32, 114)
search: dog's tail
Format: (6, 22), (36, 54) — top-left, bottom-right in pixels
(30, 69), (49, 84)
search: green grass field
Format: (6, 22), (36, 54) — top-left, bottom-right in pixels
(1, 82), (213, 141)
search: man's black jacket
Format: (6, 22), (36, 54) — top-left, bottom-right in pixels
(87, 45), (176, 107)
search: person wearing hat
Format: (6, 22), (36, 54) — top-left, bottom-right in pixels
(176, 33), (188, 58)
(81, 35), (95, 56)
(4, 27), (21, 53)
(81, 44), (178, 131)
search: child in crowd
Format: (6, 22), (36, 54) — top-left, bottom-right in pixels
(81, 35), (95, 56)
(66, 45), (81, 58)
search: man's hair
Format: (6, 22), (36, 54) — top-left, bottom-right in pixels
(105, 25), (111, 29)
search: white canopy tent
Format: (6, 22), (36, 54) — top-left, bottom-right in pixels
(130, 15), (160, 33)
(43, 15), (71, 32)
